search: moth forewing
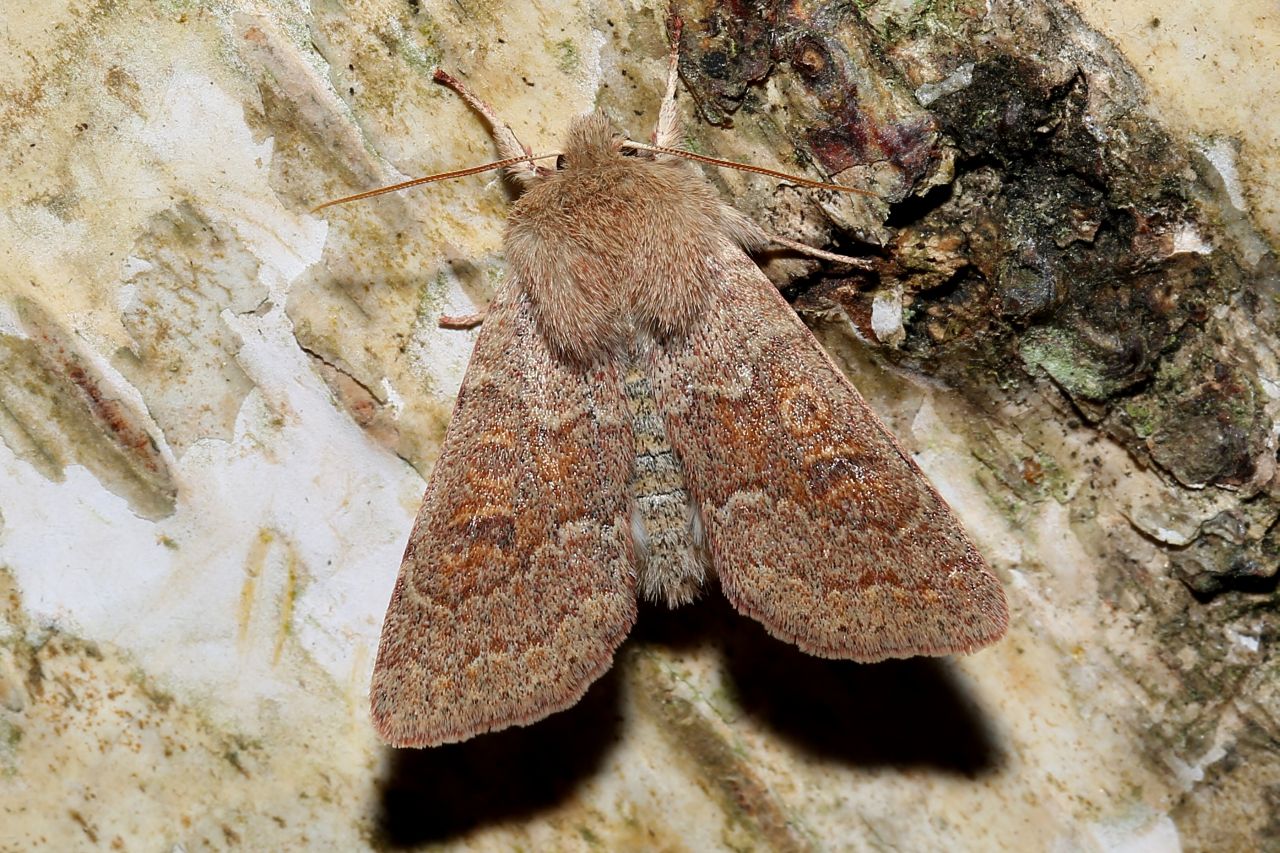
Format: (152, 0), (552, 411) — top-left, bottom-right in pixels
(369, 283), (638, 748)
(646, 244), (1008, 661)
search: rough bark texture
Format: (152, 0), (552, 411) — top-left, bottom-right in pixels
(672, 1), (1280, 847)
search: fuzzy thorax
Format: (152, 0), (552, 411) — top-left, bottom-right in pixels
(504, 112), (764, 364)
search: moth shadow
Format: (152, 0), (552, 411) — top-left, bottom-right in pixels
(639, 593), (1004, 776)
(373, 666), (624, 847)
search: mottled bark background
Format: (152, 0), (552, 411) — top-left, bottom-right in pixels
(1, 0), (1277, 850)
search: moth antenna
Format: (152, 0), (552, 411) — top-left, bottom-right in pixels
(621, 141), (876, 197)
(311, 152), (561, 212)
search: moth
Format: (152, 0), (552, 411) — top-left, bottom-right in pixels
(322, 41), (1008, 748)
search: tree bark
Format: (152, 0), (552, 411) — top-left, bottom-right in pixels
(0, 0), (1275, 849)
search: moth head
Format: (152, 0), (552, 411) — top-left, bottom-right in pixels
(558, 111), (634, 171)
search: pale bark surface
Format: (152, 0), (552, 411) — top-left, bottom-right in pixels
(0, 1), (1276, 849)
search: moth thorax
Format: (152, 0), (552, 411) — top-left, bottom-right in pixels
(504, 154), (743, 362)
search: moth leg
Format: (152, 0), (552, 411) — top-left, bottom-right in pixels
(653, 11), (683, 149)
(438, 309), (487, 330)
(433, 69), (539, 186)
(763, 233), (875, 269)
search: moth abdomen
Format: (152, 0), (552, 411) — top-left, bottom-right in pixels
(622, 360), (706, 607)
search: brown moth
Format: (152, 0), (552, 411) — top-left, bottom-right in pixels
(340, 41), (1008, 748)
